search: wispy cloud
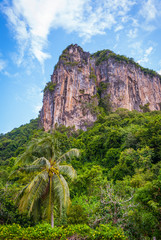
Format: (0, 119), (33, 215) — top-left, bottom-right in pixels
(127, 28), (138, 38)
(0, 58), (6, 72)
(1, 0), (136, 65)
(158, 70), (161, 75)
(139, 0), (161, 32)
(2, 0), (160, 68)
(140, 0), (157, 22)
(138, 46), (153, 64)
(3, 71), (18, 77)
(114, 25), (124, 32)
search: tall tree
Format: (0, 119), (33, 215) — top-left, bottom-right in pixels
(14, 133), (79, 227)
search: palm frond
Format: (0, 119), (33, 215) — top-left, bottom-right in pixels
(16, 138), (39, 165)
(9, 165), (38, 179)
(32, 157), (51, 169)
(57, 149), (80, 163)
(59, 165), (77, 180)
(18, 171), (49, 215)
(9, 163), (44, 179)
(15, 132), (79, 225)
(8, 168), (20, 179)
(53, 174), (70, 211)
(16, 152), (36, 165)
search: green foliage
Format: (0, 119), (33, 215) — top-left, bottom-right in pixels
(101, 148), (121, 168)
(15, 133), (79, 227)
(91, 49), (112, 66)
(91, 49), (161, 81)
(1, 108), (161, 239)
(43, 81), (56, 93)
(67, 204), (88, 224)
(139, 102), (150, 112)
(97, 82), (112, 114)
(0, 118), (40, 163)
(54, 63), (58, 71)
(64, 61), (79, 66)
(110, 147), (153, 180)
(97, 82), (109, 95)
(0, 223), (127, 239)
(58, 45), (83, 68)
(65, 44), (84, 53)
(81, 97), (100, 116)
(96, 224), (127, 240)
(0, 189), (34, 226)
(71, 165), (104, 197)
(99, 94), (112, 113)
(89, 66), (97, 82)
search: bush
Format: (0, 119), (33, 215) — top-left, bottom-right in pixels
(0, 223), (127, 239)
(43, 82), (56, 93)
(67, 204), (88, 224)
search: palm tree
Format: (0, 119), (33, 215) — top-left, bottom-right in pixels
(14, 133), (79, 227)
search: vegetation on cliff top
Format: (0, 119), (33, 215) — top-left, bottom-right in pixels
(91, 49), (161, 80)
(43, 81), (57, 93)
(54, 45), (161, 83)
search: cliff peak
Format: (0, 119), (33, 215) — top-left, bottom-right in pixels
(40, 45), (161, 131)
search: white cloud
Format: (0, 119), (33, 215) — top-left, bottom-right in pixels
(127, 28), (138, 38)
(140, 0), (157, 22)
(138, 46), (153, 64)
(129, 41), (143, 56)
(1, 0), (136, 65)
(3, 71), (18, 77)
(114, 25), (124, 32)
(158, 69), (161, 75)
(0, 59), (6, 71)
(139, 0), (161, 32)
(145, 46), (153, 55)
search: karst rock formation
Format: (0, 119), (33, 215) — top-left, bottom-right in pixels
(40, 44), (161, 131)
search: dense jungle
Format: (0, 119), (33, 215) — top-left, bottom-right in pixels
(0, 108), (161, 240)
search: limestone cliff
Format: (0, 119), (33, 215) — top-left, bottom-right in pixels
(40, 44), (161, 131)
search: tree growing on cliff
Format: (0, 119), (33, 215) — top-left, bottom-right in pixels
(14, 133), (79, 227)
(139, 102), (150, 113)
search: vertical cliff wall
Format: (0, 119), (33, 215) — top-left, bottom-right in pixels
(40, 44), (161, 131)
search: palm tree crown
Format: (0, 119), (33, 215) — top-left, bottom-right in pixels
(15, 132), (79, 227)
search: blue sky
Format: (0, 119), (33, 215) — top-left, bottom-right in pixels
(0, 0), (161, 133)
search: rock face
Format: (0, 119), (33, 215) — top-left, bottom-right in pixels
(40, 44), (161, 131)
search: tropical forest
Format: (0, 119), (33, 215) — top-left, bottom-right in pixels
(0, 108), (161, 240)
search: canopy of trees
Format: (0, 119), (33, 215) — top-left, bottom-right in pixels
(0, 109), (161, 239)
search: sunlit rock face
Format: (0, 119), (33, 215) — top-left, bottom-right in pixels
(40, 44), (161, 131)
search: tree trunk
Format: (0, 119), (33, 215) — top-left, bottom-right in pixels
(49, 176), (54, 228)
(51, 207), (54, 228)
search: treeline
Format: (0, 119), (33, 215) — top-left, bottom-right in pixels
(0, 118), (41, 164)
(0, 109), (161, 239)
(91, 49), (161, 81)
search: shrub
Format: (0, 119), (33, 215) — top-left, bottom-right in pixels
(0, 223), (127, 239)
(67, 204), (88, 224)
(91, 49), (161, 82)
(43, 82), (56, 93)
